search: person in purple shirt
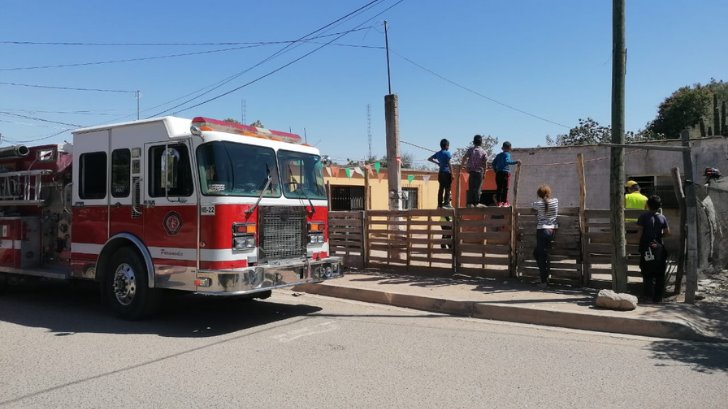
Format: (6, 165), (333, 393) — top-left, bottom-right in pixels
(491, 141), (521, 207)
(636, 195), (671, 303)
(460, 135), (488, 207)
(428, 138), (452, 208)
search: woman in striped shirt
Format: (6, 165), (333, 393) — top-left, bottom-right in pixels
(532, 185), (559, 287)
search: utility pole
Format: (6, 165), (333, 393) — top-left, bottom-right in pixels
(681, 129), (698, 303)
(383, 20), (401, 210)
(610, 0), (628, 292)
(135, 90), (141, 120)
(241, 99), (247, 124)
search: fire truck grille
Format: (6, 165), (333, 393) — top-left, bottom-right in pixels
(258, 206), (307, 262)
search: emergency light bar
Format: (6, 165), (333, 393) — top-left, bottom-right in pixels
(191, 117), (303, 145)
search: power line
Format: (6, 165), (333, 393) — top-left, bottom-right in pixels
(0, 31), (374, 47)
(0, 29), (376, 72)
(393, 51), (570, 129)
(0, 112), (83, 127)
(0, 81), (135, 93)
(149, 0), (394, 117)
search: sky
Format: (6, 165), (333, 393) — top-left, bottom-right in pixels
(1, 0), (727, 168)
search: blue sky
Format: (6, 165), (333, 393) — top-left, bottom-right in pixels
(1, 0), (726, 167)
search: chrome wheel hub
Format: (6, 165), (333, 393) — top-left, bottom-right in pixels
(113, 263), (136, 306)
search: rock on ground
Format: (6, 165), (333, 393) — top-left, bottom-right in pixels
(595, 289), (638, 311)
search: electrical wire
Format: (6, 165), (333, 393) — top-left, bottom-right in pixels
(0, 81), (135, 93)
(148, 0), (391, 116)
(0, 112), (83, 127)
(0, 29), (375, 71)
(393, 51), (570, 129)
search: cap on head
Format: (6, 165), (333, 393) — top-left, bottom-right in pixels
(624, 180), (638, 188)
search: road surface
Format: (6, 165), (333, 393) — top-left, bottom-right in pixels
(1, 281), (726, 408)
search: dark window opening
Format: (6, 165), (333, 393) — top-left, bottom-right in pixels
(402, 187), (418, 210)
(149, 144), (193, 198)
(330, 186), (364, 211)
(111, 149), (130, 198)
(79, 152), (107, 200)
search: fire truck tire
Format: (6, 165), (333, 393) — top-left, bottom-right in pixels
(105, 247), (159, 320)
(0, 273), (7, 295)
(254, 290), (272, 300)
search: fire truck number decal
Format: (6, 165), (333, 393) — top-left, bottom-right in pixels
(163, 211), (183, 235)
(201, 205), (215, 216)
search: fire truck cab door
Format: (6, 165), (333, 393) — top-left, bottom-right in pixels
(143, 141), (198, 289)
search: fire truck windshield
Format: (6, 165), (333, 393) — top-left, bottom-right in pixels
(278, 150), (327, 200)
(196, 141), (281, 197)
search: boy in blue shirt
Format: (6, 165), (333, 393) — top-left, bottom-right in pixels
(491, 141), (520, 207)
(428, 138), (452, 208)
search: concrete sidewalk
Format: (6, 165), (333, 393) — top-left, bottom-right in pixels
(295, 270), (728, 342)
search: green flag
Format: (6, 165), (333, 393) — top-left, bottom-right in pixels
(374, 162), (381, 174)
(345, 168), (352, 178)
(407, 174), (415, 183)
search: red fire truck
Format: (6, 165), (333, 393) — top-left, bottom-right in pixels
(0, 116), (342, 318)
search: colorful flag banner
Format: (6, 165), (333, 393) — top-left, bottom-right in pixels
(345, 168), (352, 178)
(374, 162), (381, 174)
(422, 174), (431, 183)
(325, 167), (332, 177)
(377, 172), (385, 182)
(407, 174), (415, 183)
(331, 165), (340, 178)
(354, 167), (365, 177)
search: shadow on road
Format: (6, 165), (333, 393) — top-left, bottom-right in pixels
(0, 280), (321, 338)
(647, 339), (728, 374)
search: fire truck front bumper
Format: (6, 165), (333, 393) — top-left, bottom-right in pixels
(194, 257), (343, 295)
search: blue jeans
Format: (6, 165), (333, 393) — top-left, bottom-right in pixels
(534, 228), (555, 283)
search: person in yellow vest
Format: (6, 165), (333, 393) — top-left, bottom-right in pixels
(625, 180), (648, 223)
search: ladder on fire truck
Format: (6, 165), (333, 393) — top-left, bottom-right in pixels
(0, 169), (51, 206)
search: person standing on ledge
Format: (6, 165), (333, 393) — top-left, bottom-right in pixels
(491, 141), (520, 207)
(428, 138), (452, 208)
(460, 135), (487, 208)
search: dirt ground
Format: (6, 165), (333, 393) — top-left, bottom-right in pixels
(697, 268), (728, 304)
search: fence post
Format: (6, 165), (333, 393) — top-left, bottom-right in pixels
(671, 167), (686, 294)
(362, 210), (369, 268)
(509, 163), (522, 277)
(577, 154), (589, 286)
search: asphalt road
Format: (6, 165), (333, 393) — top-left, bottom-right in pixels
(1, 281), (726, 409)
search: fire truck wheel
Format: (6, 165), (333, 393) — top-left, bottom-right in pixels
(105, 247), (159, 320)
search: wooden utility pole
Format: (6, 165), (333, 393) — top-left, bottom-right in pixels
(681, 130), (698, 303)
(577, 154), (589, 286)
(610, 0), (628, 292)
(383, 21), (401, 210)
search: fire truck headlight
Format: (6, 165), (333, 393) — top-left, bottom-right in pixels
(234, 235), (255, 250)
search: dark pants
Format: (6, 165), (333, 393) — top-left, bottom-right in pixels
(437, 171), (452, 207)
(441, 226), (452, 249)
(639, 242), (667, 302)
(495, 171), (511, 204)
(534, 228), (555, 283)
(467, 171), (483, 206)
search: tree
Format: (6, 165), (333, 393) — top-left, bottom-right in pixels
(546, 118), (660, 146)
(250, 120), (264, 128)
(647, 85), (711, 138)
(647, 79), (728, 138)
(222, 118), (241, 124)
(452, 134), (499, 165)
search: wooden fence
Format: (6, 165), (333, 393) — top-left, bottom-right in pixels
(327, 207), (681, 287)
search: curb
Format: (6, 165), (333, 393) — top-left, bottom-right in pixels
(294, 283), (719, 342)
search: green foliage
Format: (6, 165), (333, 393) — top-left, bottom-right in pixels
(546, 118), (661, 146)
(647, 79), (728, 138)
(250, 120), (264, 128)
(222, 118), (241, 124)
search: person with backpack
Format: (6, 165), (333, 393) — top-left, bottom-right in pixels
(636, 195), (671, 303)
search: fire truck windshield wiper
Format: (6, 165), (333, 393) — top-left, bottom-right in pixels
(288, 166), (315, 216)
(246, 175), (272, 216)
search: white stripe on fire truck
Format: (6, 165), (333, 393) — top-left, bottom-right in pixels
(71, 243), (104, 255)
(199, 248), (252, 262)
(0, 240), (22, 249)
